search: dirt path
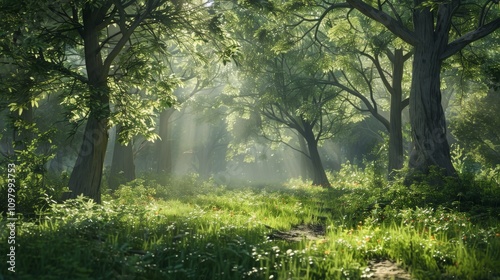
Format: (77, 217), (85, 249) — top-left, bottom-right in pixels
(365, 260), (412, 279)
(267, 224), (413, 279)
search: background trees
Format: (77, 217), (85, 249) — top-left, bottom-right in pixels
(347, 0), (499, 179)
(271, 0), (499, 181)
(2, 0), (238, 203)
(0, 0), (498, 207)
(221, 10), (362, 186)
(310, 11), (413, 175)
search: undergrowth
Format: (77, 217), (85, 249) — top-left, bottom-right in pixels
(0, 166), (499, 279)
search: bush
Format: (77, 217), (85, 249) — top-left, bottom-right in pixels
(111, 173), (221, 203)
(0, 135), (68, 217)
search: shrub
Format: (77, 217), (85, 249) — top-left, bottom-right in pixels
(0, 136), (68, 217)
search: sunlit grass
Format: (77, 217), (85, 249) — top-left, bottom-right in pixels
(1, 174), (499, 279)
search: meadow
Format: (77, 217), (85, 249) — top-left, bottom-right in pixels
(1, 164), (499, 279)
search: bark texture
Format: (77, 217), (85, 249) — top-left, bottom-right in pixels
(407, 5), (456, 179)
(297, 134), (313, 180)
(387, 49), (405, 175)
(66, 113), (108, 203)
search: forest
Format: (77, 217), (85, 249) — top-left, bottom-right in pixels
(0, 0), (499, 279)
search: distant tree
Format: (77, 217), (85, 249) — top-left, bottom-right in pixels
(155, 44), (225, 175)
(240, 3), (412, 176)
(223, 29), (361, 186)
(312, 16), (413, 175)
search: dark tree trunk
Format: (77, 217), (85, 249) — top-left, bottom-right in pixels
(303, 125), (331, 187)
(407, 6), (456, 180)
(156, 108), (175, 174)
(387, 49), (405, 175)
(65, 5), (110, 203)
(109, 124), (136, 191)
(65, 112), (108, 203)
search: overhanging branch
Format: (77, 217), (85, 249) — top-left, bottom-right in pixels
(440, 18), (500, 60)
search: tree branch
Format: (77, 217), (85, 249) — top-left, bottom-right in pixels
(441, 18), (500, 60)
(103, 0), (161, 75)
(345, 0), (417, 45)
(401, 97), (409, 110)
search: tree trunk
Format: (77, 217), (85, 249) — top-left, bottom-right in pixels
(387, 49), (405, 175)
(109, 124), (136, 191)
(195, 144), (210, 179)
(303, 126), (331, 187)
(407, 7), (456, 180)
(297, 134), (312, 180)
(156, 108), (175, 173)
(65, 4), (110, 203)
(65, 112), (108, 203)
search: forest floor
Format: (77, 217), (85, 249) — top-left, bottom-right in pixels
(367, 260), (411, 280)
(277, 224), (412, 280)
(1, 174), (499, 279)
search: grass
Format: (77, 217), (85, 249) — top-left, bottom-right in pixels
(1, 173), (499, 279)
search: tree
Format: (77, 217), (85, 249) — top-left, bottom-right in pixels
(5, 0), (234, 203)
(265, 0), (500, 180)
(233, 2), (413, 176)
(344, 0), (499, 179)
(61, 0), (174, 202)
(223, 28), (360, 186)
(315, 18), (413, 175)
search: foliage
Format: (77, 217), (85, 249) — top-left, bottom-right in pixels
(2, 165), (500, 279)
(0, 126), (68, 216)
(450, 90), (500, 167)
